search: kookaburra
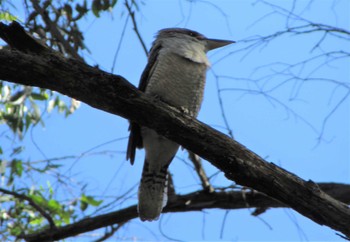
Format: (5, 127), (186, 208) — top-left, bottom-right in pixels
(126, 28), (234, 221)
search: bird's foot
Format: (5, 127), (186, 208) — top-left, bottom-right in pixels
(179, 106), (194, 116)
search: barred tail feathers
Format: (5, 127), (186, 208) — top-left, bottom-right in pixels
(138, 160), (169, 221)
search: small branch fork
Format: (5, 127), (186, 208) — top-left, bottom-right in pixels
(188, 151), (214, 193)
(30, 0), (82, 60)
(0, 188), (56, 229)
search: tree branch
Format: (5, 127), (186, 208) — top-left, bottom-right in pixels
(20, 183), (350, 242)
(124, 0), (148, 56)
(188, 151), (214, 192)
(0, 188), (56, 229)
(30, 0), (82, 59)
(1, 22), (350, 238)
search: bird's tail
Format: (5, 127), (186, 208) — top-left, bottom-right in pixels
(138, 160), (169, 221)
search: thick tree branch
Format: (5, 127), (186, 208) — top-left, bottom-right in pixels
(20, 183), (350, 242)
(1, 22), (350, 238)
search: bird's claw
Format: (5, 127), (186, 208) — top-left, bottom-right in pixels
(179, 106), (193, 116)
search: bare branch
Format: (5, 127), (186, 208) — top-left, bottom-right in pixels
(188, 151), (214, 193)
(124, 0), (148, 56)
(93, 223), (125, 242)
(211, 69), (235, 138)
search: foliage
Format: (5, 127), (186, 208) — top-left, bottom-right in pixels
(0, 11), (17, 21)
(0, 1), (123, 240)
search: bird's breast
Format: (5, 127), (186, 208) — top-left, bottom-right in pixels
(145, 52), (207, 116)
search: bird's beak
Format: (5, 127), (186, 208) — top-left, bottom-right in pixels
(206, 38), (235, 51)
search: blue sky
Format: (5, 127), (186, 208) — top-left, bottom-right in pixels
(1, 0), (349, 241)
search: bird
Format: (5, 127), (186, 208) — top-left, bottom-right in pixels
(126, 28), (234, 221)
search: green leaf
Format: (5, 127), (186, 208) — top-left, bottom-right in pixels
(80, 200), (88, 211)
(8, 159), (23, 185)
(47, 96), (69, 114)
(47, 99), (55, 113)
(80, 194), (102, 211)
(47, 199), (61, 213)
(31, 92), (48, 101)
(111, 0), (118, 7)
(92, 0), (101, 17)
(47, 181), (54, 197)
(29, 217), (44, 226)
(82, 195), (102, 206)
(9, 226), (22, 236)
(0, 11), (17, 21)
(61, 211), (71, 224)
(57, 100), (68, 113)
(0, 159), (6, 174)
(11, 159), (23, 177)
(31, 102), (41, 121)
(30, 194), (45, 206)
(25, 113), (32, 131)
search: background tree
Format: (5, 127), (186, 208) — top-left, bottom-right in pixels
(0, 0), (349, 241)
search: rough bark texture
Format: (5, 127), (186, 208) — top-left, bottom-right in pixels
(1, 22), (349, 240)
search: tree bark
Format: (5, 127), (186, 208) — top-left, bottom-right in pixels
(1, 22), (349, 239)
(21, 183), (350, 242)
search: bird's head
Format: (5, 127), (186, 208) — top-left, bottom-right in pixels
(156, 28), (234, 52)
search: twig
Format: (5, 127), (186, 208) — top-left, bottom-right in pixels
(30, 0), (82, 60)
(93, 223), (125, 242)
(0, 188), (56, 229)
(111, 14), (130, 73)
(124, 0), (148, 56)
(211, 69), (234, 138)
(188, 151), (214, 193)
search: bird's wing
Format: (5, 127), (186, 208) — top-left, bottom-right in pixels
(126, 122), (142, 165)
(138, 44), (162, 91)
(126, 43), (162, 165)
